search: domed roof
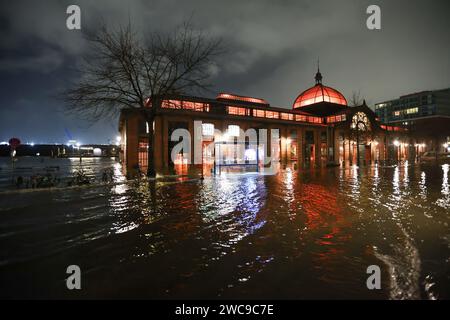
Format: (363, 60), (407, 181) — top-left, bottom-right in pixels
(293, 68), (347, 109)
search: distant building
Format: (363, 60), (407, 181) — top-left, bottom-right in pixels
(374, 88), (450, 124)
(374, 88), (450, 151)
(0, 144), (119, 158)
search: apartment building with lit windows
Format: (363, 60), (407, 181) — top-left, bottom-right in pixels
(374, 88), (450, 152)
(374, 88), (450, 124)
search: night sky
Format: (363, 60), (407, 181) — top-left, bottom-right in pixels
(0, 0), (449, 144)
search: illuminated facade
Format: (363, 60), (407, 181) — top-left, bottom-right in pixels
(119, 69), (414, 177)
(374, 88), (450, 124)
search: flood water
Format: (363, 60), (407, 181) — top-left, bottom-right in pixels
(0, 157), (449, 299)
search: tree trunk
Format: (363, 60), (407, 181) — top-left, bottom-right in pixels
(143, 109), (156, 178)
(146, 117), (156, 177)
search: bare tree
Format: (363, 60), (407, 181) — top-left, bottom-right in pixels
(64, 22), (222, 177)
(349, 90), (363, 107)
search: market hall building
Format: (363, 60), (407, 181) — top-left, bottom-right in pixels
(119, 69), (410, 177)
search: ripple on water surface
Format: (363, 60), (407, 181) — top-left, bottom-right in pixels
(0, 158), (449, 299)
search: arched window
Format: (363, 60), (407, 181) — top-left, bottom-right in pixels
(351, 112), (371, 131)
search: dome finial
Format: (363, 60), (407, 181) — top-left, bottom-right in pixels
(315, 58), (322, 84)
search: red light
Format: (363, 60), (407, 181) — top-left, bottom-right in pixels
(217, 93), (268, 105)
(293, 84), (347, 109)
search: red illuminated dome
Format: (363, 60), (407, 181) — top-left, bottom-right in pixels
(293, 68), (347, 109)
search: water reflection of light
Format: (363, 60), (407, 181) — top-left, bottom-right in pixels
(390, 166), (401, 219)
(393, 166), (400, 194)
(442, 164), (449, 195)
(197, 176), (267, 252)
(112, 183), (128, 195)
(350, 165), (360, 199)
(284, 168), (293, 191)
(113, 162), (126, 183)
(373, 164), (380, 188)
(296, 181), (352, 279)
(419, 171), (427, 200)
(436, 164), (450, 209)
(404, 163), (408, 177)
(113, 221), (139, 234)
(283, 168), (296, 220)
(218, 176), (234, 194)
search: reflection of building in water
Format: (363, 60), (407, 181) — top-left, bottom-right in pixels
(119, 67), (421, 177)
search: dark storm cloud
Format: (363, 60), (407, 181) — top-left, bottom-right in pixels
(0, 0), (449, 143)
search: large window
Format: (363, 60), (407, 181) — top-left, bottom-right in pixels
(406, 107), (418, 114)
(265, 111), (279, 119)
(161, 99), (210, 112)
(228, 125), (240, 137)
(227, 106), (248, 116)
(202, 123), (215, 136)
(281, 113), (294, 121)
(351, 112), (371, 131)
(138, 138), (149, 173)
(254, 109), (265, 118)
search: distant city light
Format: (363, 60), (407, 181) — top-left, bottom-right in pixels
(0, 141), (8, 145)
(76, 142), (81, 147)
(393, 140), (400, 147)
(444, 143), (449, 148)
(30, 142), (35, 146)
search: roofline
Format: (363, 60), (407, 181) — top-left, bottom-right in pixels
(153, 94), (315, 115)
(293, 83), (348, 108)
(375, 87), (450, 104)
